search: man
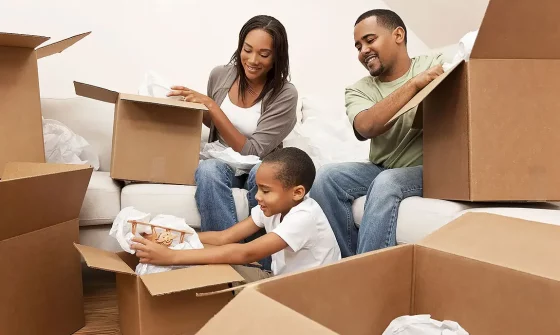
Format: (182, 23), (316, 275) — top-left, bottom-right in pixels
(310, 9), (444, 257)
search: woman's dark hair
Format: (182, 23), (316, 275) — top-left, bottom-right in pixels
(230, 15), (290, 105)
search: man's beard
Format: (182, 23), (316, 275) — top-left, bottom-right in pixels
(369, 63), (385, 77)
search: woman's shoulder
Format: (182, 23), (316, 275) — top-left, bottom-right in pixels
(209, 64), (236, 81)
(271, 80), (298, 102)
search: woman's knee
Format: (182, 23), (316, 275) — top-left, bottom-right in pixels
(195, 159), (232, 184)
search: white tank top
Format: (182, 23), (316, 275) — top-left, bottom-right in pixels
(220, 93), (262, 138)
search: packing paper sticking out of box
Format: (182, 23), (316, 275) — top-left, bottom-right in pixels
(109, 206), (203, 275)
(382, 315), (469, 335)
(138, 71), (183, 101)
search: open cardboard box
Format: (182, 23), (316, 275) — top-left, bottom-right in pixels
(0, 31), (90, 173)
(74, 82), (208, 185)
(75, 244), (245, 335)
(197, 213), (560, 335)
(385, 0), (560, 201)
(0, 162), (93, 335)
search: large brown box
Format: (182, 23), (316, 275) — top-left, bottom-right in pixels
(389, 0), (560, 201)
(0, 162), (93, 335)
(198, 213), (560, 335)
(0, 31), (89, 172)
(74, 82), (207, 185)
(75, 244), (245, 335)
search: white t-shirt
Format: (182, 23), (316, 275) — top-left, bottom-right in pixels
(220, 93), (261, 137)
(251, 197), (341, 276)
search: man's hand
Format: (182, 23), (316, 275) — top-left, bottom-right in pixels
(131, 236), (176, 265)
(167, 86), (214, 108)
(411, 64), (444, 91)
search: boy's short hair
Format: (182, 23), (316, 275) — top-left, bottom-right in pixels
(262, 147), (316, 194)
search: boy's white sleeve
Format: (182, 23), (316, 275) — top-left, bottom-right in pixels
(272, 210), (316, 252)
(250, 205), (265, 228)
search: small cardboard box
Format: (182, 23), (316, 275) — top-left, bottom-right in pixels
(387, 0), (560, 201)
(74, 82), (207, 185)
(0, 162), (93, 335)
(75, 244), (245, 335)
(0, 31), (90, 173)
(198, 213), (560, 335)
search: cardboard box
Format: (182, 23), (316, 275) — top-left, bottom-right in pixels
(0, 162), (93, 335)
(387, 0), (560, 201)
(198, 213), (560, 335)
(74, 82), (207, 185)
(0, 31), (90, 173)
(75, 244), (245, 335)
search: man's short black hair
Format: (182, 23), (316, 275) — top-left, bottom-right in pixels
(355, 9), (407, 45)
(262, 147), (316, 194)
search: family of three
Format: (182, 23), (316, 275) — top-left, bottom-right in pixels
(131, 9), (445, 282)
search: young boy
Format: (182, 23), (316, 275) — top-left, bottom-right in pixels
(131, 147), (341, 282)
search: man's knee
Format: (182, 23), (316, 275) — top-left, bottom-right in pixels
(311, 164), (343, 195)
(370, 167), (422, 196)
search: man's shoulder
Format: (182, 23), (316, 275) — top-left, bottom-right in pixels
(346, 75), (375, 93)
(412, 52), (445, 69)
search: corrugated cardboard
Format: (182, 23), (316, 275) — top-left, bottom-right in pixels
(0, 32), (90, 173)
(74, 81), (207, 185)
(0, 162), (93, 335)
(197, 213), (560, 335)
(75, 244), (245, 335)
(386, 0), (560, 201)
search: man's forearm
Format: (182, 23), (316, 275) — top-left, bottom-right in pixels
(354, 79), (419, 139)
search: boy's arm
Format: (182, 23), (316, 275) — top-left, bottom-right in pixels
(197, 216), (262, 246)
(131, 232), (288, 266)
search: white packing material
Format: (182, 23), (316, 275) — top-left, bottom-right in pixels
(443, 30), (479, 72)
(109, 206), (204, 275)
(200, 141), (261, 176)
(42, 117), (100, 170)
(138, 70), (183, 100)
(382, 315), (469, 335)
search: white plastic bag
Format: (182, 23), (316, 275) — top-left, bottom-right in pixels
(200, 141), (261, 176)
(382, 315), (469, 335)
(443, 30), (479, 72)
(42, 118), (100, 170)
(109, 206), (204, 275)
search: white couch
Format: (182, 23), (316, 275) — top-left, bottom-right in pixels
(40, 95), (560, 253)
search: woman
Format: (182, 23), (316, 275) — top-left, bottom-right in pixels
(168, 15), (297, 266)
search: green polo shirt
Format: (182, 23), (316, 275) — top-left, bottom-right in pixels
(346, 53), (444, 168)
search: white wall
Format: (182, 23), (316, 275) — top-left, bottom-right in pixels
(0, 0), (432, 109)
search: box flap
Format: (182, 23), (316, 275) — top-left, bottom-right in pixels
(0, 32), (50, 49)
(419, 212), (560, 281)
(2, 162), (90, 180)
(0, 163), (92, 241)
(74, 81), (119, 104)
(140, 264), (244, 296)
(384, 0), (488, 48)
(386, 61), (462, 125)
(36, 31), (90, 59)
(120, 93), (208, 111)
(74, 244), (135, 275)
(471, 0), (560, 59)
(196, 289), (337, 335)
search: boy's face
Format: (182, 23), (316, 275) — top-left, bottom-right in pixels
(255, 163), (305, 217)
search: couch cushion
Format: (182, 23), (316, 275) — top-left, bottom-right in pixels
(80, 171), (122, 227)
(353, 196), (477, 244)
(120, 184), (250, 229)
(79, 225), (122, 252)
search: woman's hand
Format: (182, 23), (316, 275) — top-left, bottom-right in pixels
(168, 86), (214, 108)
(131, 236), (177, 265)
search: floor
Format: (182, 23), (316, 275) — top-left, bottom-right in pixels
(75, 268), (121, 335)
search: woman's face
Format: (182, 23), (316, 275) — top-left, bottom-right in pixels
(240, 29), (274, 82)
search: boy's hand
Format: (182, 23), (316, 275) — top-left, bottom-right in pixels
(131, 236), (176, 265)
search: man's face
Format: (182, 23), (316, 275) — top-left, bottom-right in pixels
(354, 16), (396, 77)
